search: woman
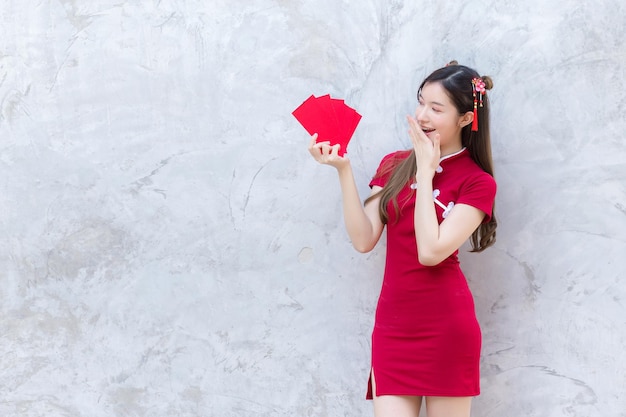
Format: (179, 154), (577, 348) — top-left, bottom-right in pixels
(307, 61), (497, 417)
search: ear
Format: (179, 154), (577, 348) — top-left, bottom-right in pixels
(459, 111), (474, 128)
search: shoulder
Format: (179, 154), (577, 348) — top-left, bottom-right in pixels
(379, 150), (411, 165)
(377, 149), (412, 173)
(454, 158), (497, 219)
(462, 161), (496, 194)
(370, 150), (411, 188)
(451, 153), (496, 189)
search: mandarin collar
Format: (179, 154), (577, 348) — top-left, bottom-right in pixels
(440, 147), (466, 163)
(436, 147), (466, 174)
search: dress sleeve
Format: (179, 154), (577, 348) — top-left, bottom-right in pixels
(369, 152), (401, 189)
(456, 172), (497, 223)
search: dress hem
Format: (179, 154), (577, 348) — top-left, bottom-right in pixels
(366, 390), (480, 400)
(366, 369), (479, 400)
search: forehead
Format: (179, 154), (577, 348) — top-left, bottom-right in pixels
(419, 82), (453, 105)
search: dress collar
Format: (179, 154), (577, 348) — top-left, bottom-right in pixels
(435, 147), (466, 174)
(439, 147), (467, 163)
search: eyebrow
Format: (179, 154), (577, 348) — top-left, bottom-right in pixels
(418, 93), (447, 107)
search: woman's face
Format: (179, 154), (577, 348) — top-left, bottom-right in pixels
(414, 81), (472, 153)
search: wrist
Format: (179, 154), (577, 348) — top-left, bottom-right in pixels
(415, 170), (434, 183)
(336, 162), (353, 176)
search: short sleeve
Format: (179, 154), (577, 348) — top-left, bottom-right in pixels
(456, 172), (497, 223)
(369, 151), (407, 189)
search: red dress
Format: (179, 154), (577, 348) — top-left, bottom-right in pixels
(366, 148), (496, 399)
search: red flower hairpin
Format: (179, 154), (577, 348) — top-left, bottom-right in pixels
(471, 78), (486, 131)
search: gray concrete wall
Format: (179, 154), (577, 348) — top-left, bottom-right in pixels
(1, 1), (625, 416)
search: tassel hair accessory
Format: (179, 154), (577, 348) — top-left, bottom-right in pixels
(471, 77), (486, 132)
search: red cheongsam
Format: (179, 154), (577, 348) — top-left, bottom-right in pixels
(366, 148), (496, 399)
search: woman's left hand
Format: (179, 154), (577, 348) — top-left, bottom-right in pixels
(407, 115), (441, 179)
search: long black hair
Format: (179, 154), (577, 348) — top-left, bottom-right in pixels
(366, 61), (497, 251)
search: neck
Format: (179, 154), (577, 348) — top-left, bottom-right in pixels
(440, 142), (464, 158)
(440, 146), (466, 161)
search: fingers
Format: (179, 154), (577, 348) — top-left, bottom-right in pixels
(319, 142), (341, 159)
(406, 116), (417, 143)
(307, 133), (344, 164)
(307, 133), (328, 157)
(406, 115), (430, 145)
(431, 133), (441, 161)
(406, 116), (440, 173)
(432, 133), (441, 149)
(406, 115), (419, 133)
(406, 116), (421, 148)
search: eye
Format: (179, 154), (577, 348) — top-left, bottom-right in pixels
(432, 108), (442, 113)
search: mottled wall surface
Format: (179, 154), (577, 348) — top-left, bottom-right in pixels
(1, 1), (625, 416)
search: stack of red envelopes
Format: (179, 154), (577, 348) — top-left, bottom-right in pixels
(292, 94), (362, 156)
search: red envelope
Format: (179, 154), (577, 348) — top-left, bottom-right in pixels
(291, 95), (318, 135)
(292, 94), (361, 157)
(312, 94), (340, 141)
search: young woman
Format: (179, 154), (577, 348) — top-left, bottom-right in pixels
(307, 61), (497, 417)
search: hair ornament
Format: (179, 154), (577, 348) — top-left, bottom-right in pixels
(471, 77), (486, 131)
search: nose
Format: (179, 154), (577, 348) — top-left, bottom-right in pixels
(415, 106), (427, 123)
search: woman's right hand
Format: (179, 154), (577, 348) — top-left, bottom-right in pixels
(307, 134), (350, 170)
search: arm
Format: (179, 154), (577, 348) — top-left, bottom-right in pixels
(414, 170), (485, 265)
(308, 135), (384, 252)
(407, 117), (485, 266)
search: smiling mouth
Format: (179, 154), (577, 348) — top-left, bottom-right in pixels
(422, 128), (435, 134)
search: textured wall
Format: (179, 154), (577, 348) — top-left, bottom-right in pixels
(1, 1), (625, 416)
